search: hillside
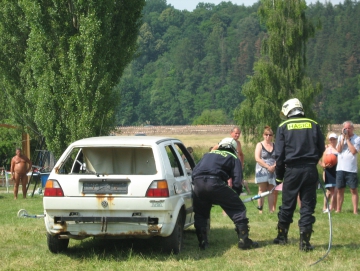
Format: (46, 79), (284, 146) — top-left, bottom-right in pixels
(116, 0), (360, 126)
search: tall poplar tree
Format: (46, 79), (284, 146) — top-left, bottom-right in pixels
(0, 0), (145, 156)
(234, 0), (321, 140)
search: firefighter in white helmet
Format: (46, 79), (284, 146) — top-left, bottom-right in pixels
(192, 138), (258, 250)
(274, 98), (325, 251)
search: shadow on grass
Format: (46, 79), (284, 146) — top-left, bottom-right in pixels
(326, 242), (360, 249)
(61, 227), (264, 260)
(261, 237), (360, 252)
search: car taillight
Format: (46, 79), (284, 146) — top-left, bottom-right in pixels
(146, 180), (169, 197)
(44, 180), (64, 197)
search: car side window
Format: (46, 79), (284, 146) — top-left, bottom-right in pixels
(174, 143), (194, 175)
(165, 145), (184, 177)
(57, 148), (82, 174)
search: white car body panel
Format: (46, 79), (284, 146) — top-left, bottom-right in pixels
(43, 136), (195, 242)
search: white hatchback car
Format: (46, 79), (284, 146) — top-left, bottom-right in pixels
(43, 136), (195, 254)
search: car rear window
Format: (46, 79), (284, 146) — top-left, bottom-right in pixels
(58, 147), (156, 175)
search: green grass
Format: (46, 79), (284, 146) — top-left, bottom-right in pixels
(1, 135), (359, 270)
(0, 184), (359, 271)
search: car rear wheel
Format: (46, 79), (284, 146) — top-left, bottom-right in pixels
(162, 213), (184, 254)
(47, 233), (69, 253)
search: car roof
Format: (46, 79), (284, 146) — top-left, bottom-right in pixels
(69, 136), (179, 147)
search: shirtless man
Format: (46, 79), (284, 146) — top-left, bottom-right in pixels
(212, 127), (250, 194)
(10, 148), (32, 199)
(212, 127), (245, 168)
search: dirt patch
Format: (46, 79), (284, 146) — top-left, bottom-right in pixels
(115, 124), (355, 136)
(115, 125), (236, 136)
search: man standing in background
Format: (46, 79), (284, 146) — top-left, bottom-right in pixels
(336, 121), (360, 215)
(213, 127), (245, 168)
(11, 148), (32, 199)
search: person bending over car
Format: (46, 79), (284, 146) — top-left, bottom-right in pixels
(192, 138), (258, 250)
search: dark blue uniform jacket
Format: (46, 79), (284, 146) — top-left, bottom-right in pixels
(275, 117), (325, 180)
(192, 150), (243, 194)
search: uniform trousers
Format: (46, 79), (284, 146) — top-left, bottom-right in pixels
(278, 164), (317, 230)
(193, 176), (248, 230)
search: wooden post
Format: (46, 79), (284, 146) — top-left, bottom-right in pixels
(22, 133), (31, 160)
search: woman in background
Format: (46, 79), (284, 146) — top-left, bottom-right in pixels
(254, 126), (277, 213)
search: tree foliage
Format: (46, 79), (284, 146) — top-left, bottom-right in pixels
(0, 124), (21, 169)
(234, 0), (322, 141)
(116, 0), (360, 127)
(308, 0), (360, 123)
(192, 109), (229, 125)
(0, 0), (145, 157)
(1, 0), (360, 162)
(116, 1), (261, 126)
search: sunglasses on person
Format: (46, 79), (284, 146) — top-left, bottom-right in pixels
(264, 134), (273, 137)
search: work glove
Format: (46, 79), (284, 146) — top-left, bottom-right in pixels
(276, 179), (283, 186)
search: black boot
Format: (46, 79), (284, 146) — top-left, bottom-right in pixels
(235, 224), (259, 249)
(273, 223), (289, 245)
(299, 230), (314, 251)
(196, 227), (209, 250)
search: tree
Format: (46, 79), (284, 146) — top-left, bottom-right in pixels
(320, 76), (360, 123)
(0, 123), (22, 169)
(0, 0), (145, 157)
(235, 15), (263, 84)
(234, 0), (322, 141)
(0, 77), (23, 165)
(192, 109), (228, 125)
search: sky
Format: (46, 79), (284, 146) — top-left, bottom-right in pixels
(166, 0), (343, 11)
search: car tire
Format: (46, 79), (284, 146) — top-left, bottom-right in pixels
(47, 233), (69, 253)
(161, 213), (184, 254)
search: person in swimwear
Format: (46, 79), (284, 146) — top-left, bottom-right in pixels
(10, 148), (32, 199)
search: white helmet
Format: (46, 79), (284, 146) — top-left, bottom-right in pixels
(218, 138), (237, 153)
(280, 98), (304, 119)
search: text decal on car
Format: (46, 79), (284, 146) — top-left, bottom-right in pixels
(150, 200), (164, 207)
(83, 182), (128, 194)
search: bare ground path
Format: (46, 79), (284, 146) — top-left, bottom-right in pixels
(115, 124), (352, 136)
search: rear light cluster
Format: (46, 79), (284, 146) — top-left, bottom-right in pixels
(146, 180), (169, 197)
(44, 180), (64, 197)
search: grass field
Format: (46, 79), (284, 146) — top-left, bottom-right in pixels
(0, 134), (359, 270)
(0, 186), (359, 271)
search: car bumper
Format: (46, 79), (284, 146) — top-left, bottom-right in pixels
(43, 196), (186, 238)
